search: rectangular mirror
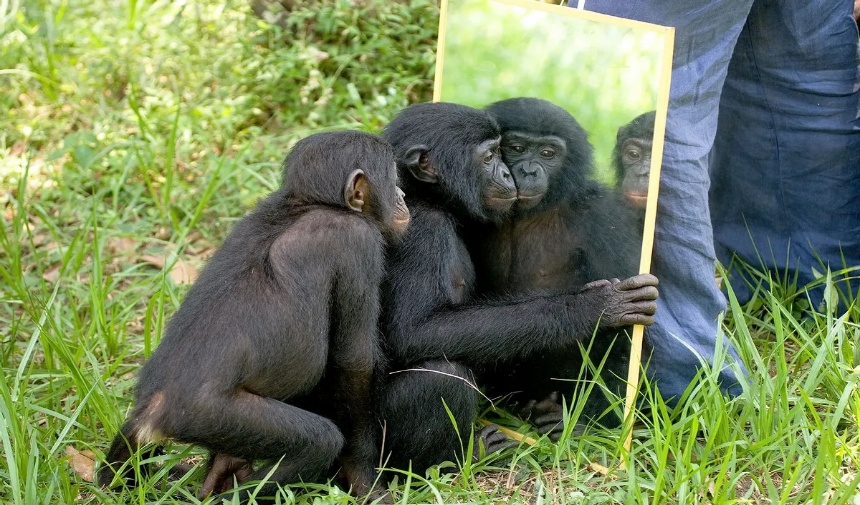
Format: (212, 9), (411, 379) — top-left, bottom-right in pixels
(434, 0), (674, 442)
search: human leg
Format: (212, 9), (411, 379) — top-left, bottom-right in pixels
(710, 0), (860, 308)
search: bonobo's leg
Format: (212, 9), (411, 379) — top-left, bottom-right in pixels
(99, 422), (165, 487)
(175, 390), (344, 501)
(379, 360), (510, 476)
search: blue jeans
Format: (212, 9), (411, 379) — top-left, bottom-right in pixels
(571, 0), (860, 402)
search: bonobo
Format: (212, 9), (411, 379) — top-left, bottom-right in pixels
(480, 97), (657, 434)
(98, 131), (409, 502)
(614, 110), (656, 216)
(377, 102), (658, 475)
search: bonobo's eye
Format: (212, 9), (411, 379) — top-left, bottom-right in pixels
(509, 144), (526, 154)
(540, 148), (555, 158)
(625, 148), (642, 161)
(483, 151), (494, 164)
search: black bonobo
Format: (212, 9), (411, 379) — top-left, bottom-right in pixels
(377, 102), (658, 475)
(479, 97), (658, 436)
(98, 131), (409, 502)
(614, 110), (656, 227)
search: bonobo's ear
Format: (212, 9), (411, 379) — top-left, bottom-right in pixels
(404, 145), (438, 184)
(344, 169), (369, 212)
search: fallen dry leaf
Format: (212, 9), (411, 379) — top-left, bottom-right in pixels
(141, 254), (167, 269)
(65, 446), (95, 482)
(168, 258), (198, 285)
(42, 265), (61, 283)
(107, 236), (138, 256)
(140, 255), (199, 285)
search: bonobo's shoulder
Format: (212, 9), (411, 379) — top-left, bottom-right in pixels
(404, 201), (456, 232)
(283, 207), (384, 250)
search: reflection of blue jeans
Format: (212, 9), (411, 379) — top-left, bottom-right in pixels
(569, 0), (860, 402)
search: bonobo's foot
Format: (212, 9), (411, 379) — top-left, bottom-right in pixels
(517, 392), (587, 441)
(197, 453), (253, 500)
(581, 273), (659, 327)
(336, 460), (392, 504)
(472, 424), (518, 462)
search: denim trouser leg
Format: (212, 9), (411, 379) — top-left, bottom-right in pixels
(710, 1), (860, 308)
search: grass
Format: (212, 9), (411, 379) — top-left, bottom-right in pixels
(1, 0), (859, 503)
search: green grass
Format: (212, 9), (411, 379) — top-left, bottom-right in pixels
(1, 1), (858, 503)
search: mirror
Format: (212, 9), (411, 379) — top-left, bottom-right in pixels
(434, 0), (675, 443)
(435, 0), (673, 270)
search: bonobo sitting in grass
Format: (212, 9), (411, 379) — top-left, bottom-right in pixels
(98, 131), (409, 503)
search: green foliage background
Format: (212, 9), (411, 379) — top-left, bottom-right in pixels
(439, 0), (664, 181)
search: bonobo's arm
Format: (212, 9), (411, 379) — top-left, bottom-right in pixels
(382, 208), (657, 369)
(327, 218), (387, 498)
(573, 190), (643, 282)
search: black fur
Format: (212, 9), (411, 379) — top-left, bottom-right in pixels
(99, 131), (404, 502)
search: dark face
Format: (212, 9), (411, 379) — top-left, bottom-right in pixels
(382, 162), (411, 240)
(500, 131), (566, 211)
(619, 137), (652, 209)
(476, 137), (517, 213)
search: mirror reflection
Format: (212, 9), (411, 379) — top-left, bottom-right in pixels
(436, 0), (666, 192)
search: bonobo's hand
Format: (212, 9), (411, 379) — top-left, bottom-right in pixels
(518, 392), (564, 441)
(579, 273), (659, 327)
(516, 392), (590, 441)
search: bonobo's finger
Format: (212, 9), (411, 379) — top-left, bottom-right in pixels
(167, 462), (195, 481)
(368, 488), (394, 505)
(536, 418), (588, 442)
(617, 297), (657, 316)
(197, 454), (252, 500)
(623, 286), (659, 301)
(518, 391), (562, 422)
(582, 278), (611, 290)
(517, 399), (538, 422)
(533, 411), (564, 438)
(618, 311), (656, 326)
(615, 273), (659, 291)
(473, 425), (517, 460)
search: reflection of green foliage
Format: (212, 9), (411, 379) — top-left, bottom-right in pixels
(439, 0), (665, 182)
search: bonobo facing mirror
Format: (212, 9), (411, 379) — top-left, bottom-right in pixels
(614, 111), (656, 212)
(98, 131), (406, 503)
(377, 102), (658, 476)
(477, 97), (657, 435)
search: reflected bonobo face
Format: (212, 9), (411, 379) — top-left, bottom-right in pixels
(619, 137), (652, 209)
(500, 131), (567, 211)
(387, 162), (411, 239)
(477, 137), (517, 213)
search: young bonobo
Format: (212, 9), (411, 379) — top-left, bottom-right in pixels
(377, 102), (658, 476)
(98, 131), (409, 502)
(480, 97), (656, 436)
(613, 110), (656, 227)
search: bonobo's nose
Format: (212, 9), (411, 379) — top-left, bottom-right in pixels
(500, 166), (516, 191)
(397, 187), (405, 199)
(519, 161), (539, 176)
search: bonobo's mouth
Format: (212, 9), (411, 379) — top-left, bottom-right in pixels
(486, 196), (517, 211)
(624, 192), (648, 209)
(515, 192), (545, 210)
(517, 192), (545, 202)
